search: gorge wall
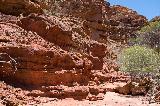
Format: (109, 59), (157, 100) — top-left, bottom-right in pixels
(0, 0), (147, 100)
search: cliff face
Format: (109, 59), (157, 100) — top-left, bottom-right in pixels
(0, 0), (147, 100)
(0, 0), (44, 16)
(53, 0), (147, 42)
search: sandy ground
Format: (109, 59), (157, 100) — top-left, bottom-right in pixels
(34, 92), (159, 106)
(0, 81), (159, 106)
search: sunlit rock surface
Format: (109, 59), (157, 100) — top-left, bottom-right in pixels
(0, 0), (147, 104)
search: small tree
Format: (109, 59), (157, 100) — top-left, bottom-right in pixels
(118, 46), (159, 80)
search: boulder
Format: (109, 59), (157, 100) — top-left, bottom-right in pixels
(115, 78), (150, 96)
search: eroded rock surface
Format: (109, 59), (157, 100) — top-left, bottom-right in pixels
(0, 0), (44, 16)
(115, 78), (151, 96)
(0, 0), (147, 102)
(55, 0), (147, 43)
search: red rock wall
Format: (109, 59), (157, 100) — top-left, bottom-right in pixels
(0, 0), (147, 97)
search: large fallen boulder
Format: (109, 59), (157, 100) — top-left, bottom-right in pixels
(115, 78), (151, 96)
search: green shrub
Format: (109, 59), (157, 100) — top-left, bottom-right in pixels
(138, 21), (160, 34)
(129, 20), (160, 52)
(118, 46), (159, 74)
(142, 30), (160, 53)
(129, 29), (160, 53)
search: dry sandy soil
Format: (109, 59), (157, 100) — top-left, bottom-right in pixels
(16, 92), (156, 106)
(27, 92), (158, 106)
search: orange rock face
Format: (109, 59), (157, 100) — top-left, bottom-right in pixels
(0, 0), (44, 16)
(0, 0), (147, 100)
(55, 0), (147, 43)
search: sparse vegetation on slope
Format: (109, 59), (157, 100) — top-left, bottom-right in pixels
(138, 20), (160, 34)
(129, 19), (160, 53)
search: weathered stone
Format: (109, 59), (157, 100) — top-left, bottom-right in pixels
(0, 0), (147, 100)
(0, 0), (44, 16)
(115, 79), (150, 96)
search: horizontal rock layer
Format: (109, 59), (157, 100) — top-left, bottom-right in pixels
(0, 0), (147, 100)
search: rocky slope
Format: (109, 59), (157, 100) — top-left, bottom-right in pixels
(0, 0), (147, 104)
(0, 0), (44, 16)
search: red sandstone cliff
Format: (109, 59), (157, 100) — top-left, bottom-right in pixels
(0, 0), (147, 103)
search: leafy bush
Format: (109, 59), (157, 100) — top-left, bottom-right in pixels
(129, 29), (160, 53)
(138, 21), (160, 34)
(129, 20), (160, 53)
(142, 29), (160, 53)
(118, 46), (159, 74)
